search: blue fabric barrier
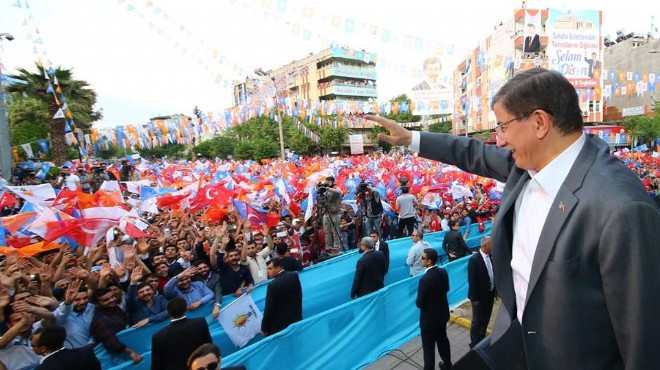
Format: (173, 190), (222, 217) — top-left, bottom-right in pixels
(222, 255), (472, 369)
(100, 222), (491, 369)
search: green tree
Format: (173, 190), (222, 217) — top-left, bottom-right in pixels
(317, 125), (349, 154)
(427, 120), (452, 133)
(7, 65), (102, 164)
(192, 135), (236, 159)
(623, 101), (660, 146)
(137, 144), (187, 159)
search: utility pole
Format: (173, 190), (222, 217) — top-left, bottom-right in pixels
(0, 33), (15, 180)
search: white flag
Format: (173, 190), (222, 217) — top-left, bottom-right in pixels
(53, 108), (65, 119)
(5, 184), (56, 207)
(217, 294), (263, 348)
(20, 144), (34, 159)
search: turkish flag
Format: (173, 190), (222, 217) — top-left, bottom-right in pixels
(44, 217), (117, 247)
(0, 192), (16, 208)
(191, 184), (233, 210)
(266, 212), (281, 228)
(245, 205), (268, 229)
(52, 188), (78, 210)
(156, 191), (192, 208)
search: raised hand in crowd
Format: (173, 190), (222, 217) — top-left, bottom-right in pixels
(130, 265), (144, 285)
(25, 294), (58, 310)
(64, 279), (83, 305)
(136, 238), (150, 255)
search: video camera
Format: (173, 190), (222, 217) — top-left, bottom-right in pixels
(317, 181), (329, 196)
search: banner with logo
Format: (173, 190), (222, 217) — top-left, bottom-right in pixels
(218, 293), (263, 348)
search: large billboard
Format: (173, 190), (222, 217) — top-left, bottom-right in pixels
(546, 9), (602, 89)
(410, 55), (453, 115)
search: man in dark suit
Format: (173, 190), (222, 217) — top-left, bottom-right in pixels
(524, 23), (540, 53)
(370, 230), (390, 274)
(350, 237), (386, 299)
(467, 236), (496, 348)
(584, 51), (601, 78)
(368, 67), (660, 369)
(260, 258), (303, 337)
(442, 220), (469, 262)
(416, 248), (451, 370)
(151, 297), (212, 370)
(32, 325), (101, 370)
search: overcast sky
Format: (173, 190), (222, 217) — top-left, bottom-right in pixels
(1, 0), (657, 128)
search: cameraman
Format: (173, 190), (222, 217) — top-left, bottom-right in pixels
(355, 182), (387, 240)
(90, 164), (111, 193)
(317, 176), (343, 254)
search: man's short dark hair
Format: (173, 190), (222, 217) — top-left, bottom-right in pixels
(136, 282), (152, 292)
(92, 288), (112, 303)
(167, 297), (187, 319)
(187, 343), (220, 369)
(491, 68), (583, 135)
(448, 220), (459, 228)
(267, 258), (283, 269)
(423, 248), (439, 265)
(276, 242), (288, 256)
(34, 325), (67, 351)
(192, 259), (209, 268)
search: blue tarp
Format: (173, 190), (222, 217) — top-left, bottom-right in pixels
(100, 223), (491, 369)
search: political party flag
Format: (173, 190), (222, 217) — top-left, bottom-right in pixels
(5, 184), (56, 208)
(217, 293), (263, 348)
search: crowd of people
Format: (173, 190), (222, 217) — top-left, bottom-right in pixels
(1, 79), (659, 368)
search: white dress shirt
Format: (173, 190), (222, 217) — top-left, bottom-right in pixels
(511, 134), (585, 322)
(480, 249), (494, 291)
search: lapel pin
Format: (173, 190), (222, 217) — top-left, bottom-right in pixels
(558, 202), (565, 213)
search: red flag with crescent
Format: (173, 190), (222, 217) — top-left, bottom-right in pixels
(44, 217), (117, 247)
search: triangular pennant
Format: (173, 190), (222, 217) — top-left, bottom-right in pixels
(53, 108), (65, 119)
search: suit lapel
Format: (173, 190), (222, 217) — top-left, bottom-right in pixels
(493, 170), (529, 316)
(524, 136), (598, 305)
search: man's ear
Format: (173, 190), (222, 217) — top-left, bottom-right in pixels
(533, 110), (552, 140)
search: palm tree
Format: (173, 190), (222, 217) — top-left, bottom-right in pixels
(6, 64), (102, 164)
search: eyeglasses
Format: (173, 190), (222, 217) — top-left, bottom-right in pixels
(421, 256), (428, 260)
(194, 362), (218, 370)
(494, 114), (527, 135)
(495, 108), (554, 135)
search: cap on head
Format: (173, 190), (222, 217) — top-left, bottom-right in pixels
(326, 176), (335, 182)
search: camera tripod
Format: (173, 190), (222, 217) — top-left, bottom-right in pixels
(317, 196), (346, 256)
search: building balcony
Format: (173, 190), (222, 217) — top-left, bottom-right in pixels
(318, 65), (377, 80)
(330, 46), (377, 64)
(319, 84), (378, 98)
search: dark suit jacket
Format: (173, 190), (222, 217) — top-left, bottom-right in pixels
(524, 34), (540, 52)
(442, 230), (469, 258)
(359, 240), (390, 273)
(151, 317), (212, 370)
(419, 132), (660, 369)
(416, 266), (450, 329)
(467, 252), (495, 303)
(350, 249), (386, 298)
(36, 346), (101, 370)
(261, 271), (303, 336)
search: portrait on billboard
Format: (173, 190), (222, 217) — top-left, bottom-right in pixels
(410, 56), (453, 116)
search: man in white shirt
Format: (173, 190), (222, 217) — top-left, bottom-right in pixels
(368, 68), (660, 369)
(405, 229), (428, 276)
(57, 166), (80, 191)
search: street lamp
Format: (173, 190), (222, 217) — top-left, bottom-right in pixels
(0, 32), (15, 180)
